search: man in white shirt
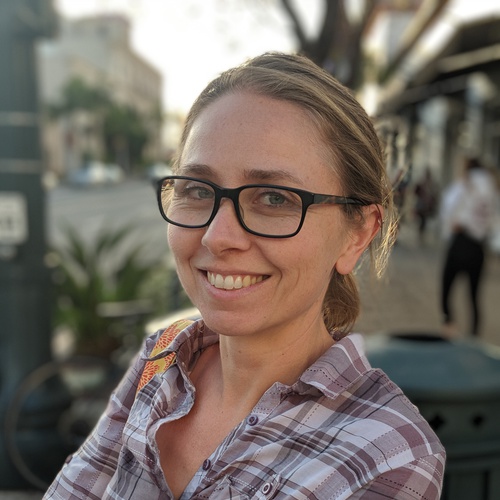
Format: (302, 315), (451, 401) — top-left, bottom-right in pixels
(440, 157), (498, 336)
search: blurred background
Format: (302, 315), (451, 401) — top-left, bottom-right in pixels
(1, 0), (500, 497)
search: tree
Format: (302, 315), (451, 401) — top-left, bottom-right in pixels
(48, 77), (111, 116)
(47, 78), (160, 171)
(102, 103), (150, 171)
(280, 0), (376, 89)
(279, 0), (451, 90)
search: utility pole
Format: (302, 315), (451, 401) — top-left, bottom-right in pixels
(0, 0), (69, 488)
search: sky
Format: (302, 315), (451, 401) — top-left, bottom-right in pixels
(54, 0), (323, 114)
(54, 0), (500, 115)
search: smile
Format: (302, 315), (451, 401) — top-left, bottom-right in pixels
(207, 272), (265, 290)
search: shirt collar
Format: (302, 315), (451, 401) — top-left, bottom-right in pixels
(298, 333), (372, 398)
(147, 321), (371, 399)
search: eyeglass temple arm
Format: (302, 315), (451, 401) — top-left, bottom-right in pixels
(313, 194), (367, 206)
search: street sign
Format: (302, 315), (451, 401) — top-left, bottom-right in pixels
(0, 192), (28, 245)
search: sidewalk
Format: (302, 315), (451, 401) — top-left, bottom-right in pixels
(355, 220), (500, 346)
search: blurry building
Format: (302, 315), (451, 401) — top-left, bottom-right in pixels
(371, 8), (500, 186)
(361, 0), (427, 186)
(364, 0), (425, 70)
(37, 14), (163, 177)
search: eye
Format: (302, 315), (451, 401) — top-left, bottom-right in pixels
(176, 181), (214, 200)
(190, 186), (213, 199)
(260, 189), (301, 208)
(263, 191), (287, 206)
(248, 187), (302, 213)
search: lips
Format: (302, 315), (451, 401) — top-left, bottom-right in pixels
(207, 271), (264, 290)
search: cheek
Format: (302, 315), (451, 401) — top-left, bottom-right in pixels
(167, 226), (197, 296)
(325, 213), (352, 252)
(309, 213), (349, 264)
(167, 225), (191, 267)
(166, 224), (176, 250)
(279, 232), (337, 284)
(167, 225), (178, 259)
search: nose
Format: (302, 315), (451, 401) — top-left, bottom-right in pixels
(201, 198), (251, 253)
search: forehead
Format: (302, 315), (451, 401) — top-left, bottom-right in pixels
(180, 92), (337, 189)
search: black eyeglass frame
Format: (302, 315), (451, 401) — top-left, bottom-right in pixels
(156, 175), (368, 239)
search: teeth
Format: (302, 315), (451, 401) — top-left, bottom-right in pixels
(215, 274), (224, 288)
(208, 272), (265, 290)
(225, 276), (234, 289)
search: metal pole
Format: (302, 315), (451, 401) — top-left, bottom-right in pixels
(0, 0), (70, 489)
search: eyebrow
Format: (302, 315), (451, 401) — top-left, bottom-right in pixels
(178, 163), (212, 177)
(178, 164), (306, 186)
(244, 168), (304, 185)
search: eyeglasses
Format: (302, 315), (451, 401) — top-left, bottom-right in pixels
(156, 176), (367, 238)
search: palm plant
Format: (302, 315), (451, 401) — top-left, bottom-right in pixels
(52, 224), (161, 358)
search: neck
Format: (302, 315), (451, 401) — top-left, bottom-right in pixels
(213, 319), (334, 404)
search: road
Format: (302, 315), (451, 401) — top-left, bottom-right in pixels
(46, 178), (171, 264)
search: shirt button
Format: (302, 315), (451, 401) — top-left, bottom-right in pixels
(202, 459), (211, 470)
(247, 415), (259, 426)
(261, 482), (272, 495)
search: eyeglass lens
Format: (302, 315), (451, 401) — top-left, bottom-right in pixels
(159, 177), (304, 237)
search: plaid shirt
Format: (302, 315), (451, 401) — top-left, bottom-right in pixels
(44, 320), (445, 499)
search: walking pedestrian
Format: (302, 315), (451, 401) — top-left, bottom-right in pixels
(44, 52), (445, 499)
(414, 167), (438, 243)
(440, 156), (498, 336)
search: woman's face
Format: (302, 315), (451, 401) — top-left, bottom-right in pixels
(168, 91), (369, 339)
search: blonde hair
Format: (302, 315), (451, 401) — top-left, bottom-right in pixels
(174, 52), (397, 338)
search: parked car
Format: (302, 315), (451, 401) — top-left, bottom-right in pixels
(67, 162), (124, 187)
(147, 163), (172, 184)
(105, 163), (125, 184)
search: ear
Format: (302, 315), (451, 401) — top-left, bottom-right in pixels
(335, 204), (382, 275)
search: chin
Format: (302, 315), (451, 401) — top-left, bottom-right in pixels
(199, 309), (257, 337)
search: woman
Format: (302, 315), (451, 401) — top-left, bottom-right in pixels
(45, 53), (445, 499)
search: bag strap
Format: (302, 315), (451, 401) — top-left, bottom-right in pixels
(136, 318), (194, 394)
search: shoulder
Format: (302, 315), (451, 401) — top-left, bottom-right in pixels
(305, 365), (444, 498)
(470, 169), (498, 196)
(303, 335), (444, 469)
(339, 367), (444, 455)
(256, 364), (444, 499)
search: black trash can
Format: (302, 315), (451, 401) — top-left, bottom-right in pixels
(365, 333), (500, 500)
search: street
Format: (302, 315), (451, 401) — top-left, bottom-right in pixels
(47, 178), (170, 264)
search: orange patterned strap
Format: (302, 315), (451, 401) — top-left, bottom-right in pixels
(136, 319), (194, 394)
